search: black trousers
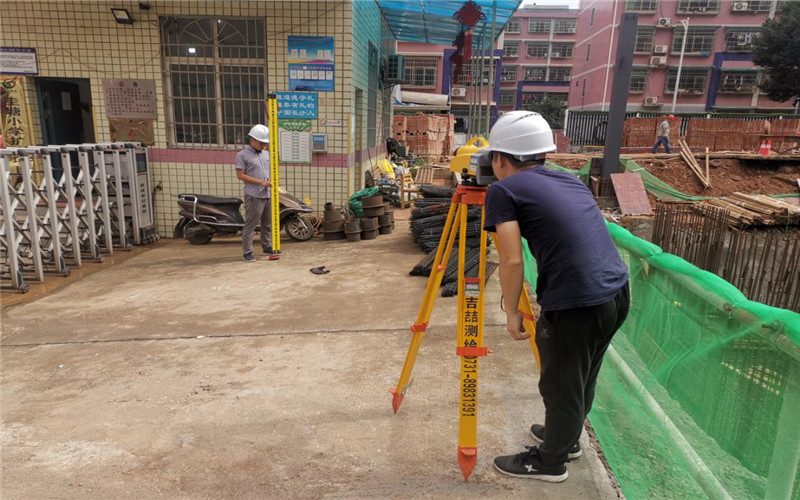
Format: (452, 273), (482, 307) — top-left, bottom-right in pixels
(536, 282), (630, 465)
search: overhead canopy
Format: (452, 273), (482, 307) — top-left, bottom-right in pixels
(376, 0), (522, 47)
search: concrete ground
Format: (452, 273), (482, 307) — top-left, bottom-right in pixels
(1, 217), (620, 499)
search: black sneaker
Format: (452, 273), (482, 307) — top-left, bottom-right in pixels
(530, 424), (582, 460)
(262, 248), (283, 255)
(494, 446), (568, 482)
(243, 252), (256, 262)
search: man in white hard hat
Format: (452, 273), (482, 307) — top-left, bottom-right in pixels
(481, 111), (630, 482)
(236, 124), (277, 262)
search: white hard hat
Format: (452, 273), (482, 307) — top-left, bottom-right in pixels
(248, 124), (270, 143)
(484, 110), (555, 159)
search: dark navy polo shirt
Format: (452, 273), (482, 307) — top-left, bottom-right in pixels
(484, 166), (629, 311)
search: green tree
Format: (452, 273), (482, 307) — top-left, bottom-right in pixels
(524, 98), (566, 129)
(752, 2), (800, 105)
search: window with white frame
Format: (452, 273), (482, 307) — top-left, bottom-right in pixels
(550, 43), (574, 59)
(521, 92), (545, 106)
(505, 18), (521, 34)
(161, 17), (266, 147)
(527, 42), (549, 58)
(724, 29), (760, 53)
(503, 41), (520, 58)
(635, 26), (656, 53)
(718, 71), (758, 93)
(403, 56), (438, 87)
(523, 66), (547, 81)
(665, 67), (709, 94)
(672, 26), (717, 54)
(549, 67), (572, 81)
(501, 65), (518, 82)
(529, 18), (551, 33)
(677, 0), (720, 13)
(629, 67), (649, 93)
(625, 0), (658, 12)
(553, 19), (577, 34)
(499, 91), (516, 106)
(456, 59), (498, 86)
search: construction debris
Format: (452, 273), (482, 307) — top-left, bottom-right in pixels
(703, 192), (800, 228)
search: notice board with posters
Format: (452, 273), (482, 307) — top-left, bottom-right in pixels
(102, 78), (157, 119)
(287, 36), (334, 92)
(277, 118), (312, 163)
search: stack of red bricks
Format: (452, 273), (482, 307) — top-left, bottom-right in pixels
(392, 113), (455, 158)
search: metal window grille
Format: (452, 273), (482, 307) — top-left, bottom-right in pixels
(505, 18), (521, 34)
(503, 41), (520, 58)
(523, 66), (547, 81)
(528, 18), (551, 33)
(521, 92), (545, 106)
(499, 91), (516, 106)
(625, 0), (659, 12)
(501, 65), (518, 82)
(161, 17), (266, 148)
(718, 71), (759, 93)
(732, 0), (773, 11)
(456, 58), (498, 86)
(527, 42), (549, 58)
(672, 26), (717, 54)
(367, 43), (378, 148)
(553, 19), (576, 34)
(635, 26), (656, 53)
(549, 67), (572, 82)
(402, 56), (438, 87)
(629, 67), (649, 93)
(724, 29), (760, 53)
(677, 0), (720, 12)
(550, 43), (574, 59)
(665, 67), (709, 94)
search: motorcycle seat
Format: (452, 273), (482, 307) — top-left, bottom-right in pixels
(181, 194), (243, 206)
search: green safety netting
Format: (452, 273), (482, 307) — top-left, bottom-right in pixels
(520, 219), (800, 500)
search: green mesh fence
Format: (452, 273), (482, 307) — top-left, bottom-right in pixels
(521, 224), (800, 500)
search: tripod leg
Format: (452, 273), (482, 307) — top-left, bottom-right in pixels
(390, 198), (464, 413)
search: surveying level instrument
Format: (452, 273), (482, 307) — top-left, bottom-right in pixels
(266, 94), (281, 260)
(390, 150), (542, 480)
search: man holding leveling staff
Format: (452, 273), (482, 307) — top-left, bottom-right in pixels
(480, 111), (630, 482)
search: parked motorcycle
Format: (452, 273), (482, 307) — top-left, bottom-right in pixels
(173, 189), (315, 245)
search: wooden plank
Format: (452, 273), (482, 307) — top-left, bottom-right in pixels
(610, 173), (653, 215)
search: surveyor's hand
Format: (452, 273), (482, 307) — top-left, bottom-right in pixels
(262, 180), (271, 188)
(506, 310), (530, 341)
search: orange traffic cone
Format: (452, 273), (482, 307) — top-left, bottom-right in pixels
(758, 140), (769, 156)
(765, 140), (772, 155)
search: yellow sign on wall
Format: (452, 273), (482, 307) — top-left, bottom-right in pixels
(0, 76), (35, 148)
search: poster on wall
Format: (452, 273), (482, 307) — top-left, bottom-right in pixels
(0, 47), (38, 75)
(0, 76), (35, 148)
(109, 119), (155, 145)
(102, 79), (157, 119)
(287, 36), (334, 92)
(278, 118), (312, 163)
(275, 91), (318, 119)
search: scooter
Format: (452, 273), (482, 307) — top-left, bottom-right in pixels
(173, 189), (315, 245)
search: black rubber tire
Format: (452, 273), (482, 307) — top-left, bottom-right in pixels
(184, 220), (214, 245)
(285, 215), (314, 241)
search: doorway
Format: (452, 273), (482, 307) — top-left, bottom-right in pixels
(36, 77), (95, 145)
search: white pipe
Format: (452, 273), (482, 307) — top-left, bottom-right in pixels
(605, 345), (734, 500)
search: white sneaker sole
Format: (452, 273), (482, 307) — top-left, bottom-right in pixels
(494, 463), (569, 482)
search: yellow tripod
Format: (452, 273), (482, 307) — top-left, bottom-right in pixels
(390, 184), (541, 480)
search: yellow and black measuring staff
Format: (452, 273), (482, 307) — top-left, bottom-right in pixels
(266, 94), (281, 260)
(390, 184), (541, 481)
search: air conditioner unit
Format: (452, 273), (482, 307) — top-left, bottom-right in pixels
(733, 2), (749, 11)
(383, 54), (405, 83)
(551, 52), (561, 58)
(657, 17), (672, 27)
(644, 96), (661, 106)
(650, 56), (668, 66)
(451, 87), (467, 97)
(654, 45), (668, 55)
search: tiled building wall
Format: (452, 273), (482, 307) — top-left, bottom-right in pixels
(0, 0), (372, 238)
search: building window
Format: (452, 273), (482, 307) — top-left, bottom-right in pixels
(367, 43), (378, 148)
(505, 18), (521, 34)
(527, 42), (549, 58)
(523, 66), (547, 81)
(731, 0), (772, 12)
(501, 65), (518, 82)
(161, 17), (266, 147)
(724, 29), (760, 53)
(665, 67), (709, 94)
(629, 67), (649, 93)
(718, 71), (759, 93)
(671, 26), (717, 55)
(499, 91), (516, 106)
(550, 43), (574, 59)
(635, 26), (656, 53)
(403, 56), (438, 88)
(521, 92), (545, 106)
(503, 41), (520, 58)
(625, 0), (659, 12)
(528, 18), (552, 33)
(456, 59), (498, 86)
(549, 67), (572, 82)
(677, 0), (720, 13)
(553, 19), (577, 34)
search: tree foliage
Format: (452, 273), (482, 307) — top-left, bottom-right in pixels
(524, 98), (566, 129)
(751, 2), (800, 105)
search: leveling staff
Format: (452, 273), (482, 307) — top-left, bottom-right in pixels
(481, 111), (630, 483)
